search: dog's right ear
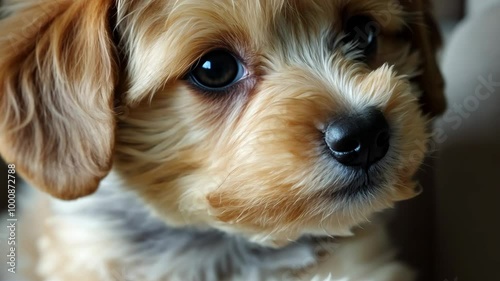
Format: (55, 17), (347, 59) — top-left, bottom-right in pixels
(0, 0), (118, 200)
(400, 0), (446, 117)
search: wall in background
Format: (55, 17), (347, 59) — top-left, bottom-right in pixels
(434, 0), (464, 20)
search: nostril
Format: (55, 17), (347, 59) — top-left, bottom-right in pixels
(331, 138), (360, 153)
(375, 130), (390, 148)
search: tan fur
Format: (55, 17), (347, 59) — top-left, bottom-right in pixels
(0, 0), (117, 199)
(0, 0), (444, 280)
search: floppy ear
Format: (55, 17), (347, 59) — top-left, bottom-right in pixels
(0, 0), (118, 199)
(401, 0), (446, 117)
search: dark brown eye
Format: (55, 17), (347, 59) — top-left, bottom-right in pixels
(344, 15), (379, 58)
(188, 50), (244, 91)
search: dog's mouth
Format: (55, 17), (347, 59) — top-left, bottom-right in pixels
(332, 182), (383, 199)
(330, 166), (390, 199)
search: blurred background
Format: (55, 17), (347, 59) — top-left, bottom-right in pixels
(391, 1), (500, 280)
(1, 0), (499, 280)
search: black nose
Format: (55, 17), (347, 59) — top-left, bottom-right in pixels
(325, 109), (390, 168)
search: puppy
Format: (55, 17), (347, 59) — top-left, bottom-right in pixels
(0, 0), (445, 280)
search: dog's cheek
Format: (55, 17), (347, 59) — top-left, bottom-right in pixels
(114, 87), (221, 225)
(206, 187), (311, 228)
(383, 83), (429, 202)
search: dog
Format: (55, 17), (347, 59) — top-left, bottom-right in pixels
(0, 0), (445, 280)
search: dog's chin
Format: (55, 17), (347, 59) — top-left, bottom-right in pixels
(242, 227), (354, 249)
(202, 163), (421, 249)
(225, 193), (393, 249)
(332, 167), (390, 199)
(243, 218), (363, 249)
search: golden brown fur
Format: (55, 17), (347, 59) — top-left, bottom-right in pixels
(0, 0), (117, 199)
(0, 0), (444, 280)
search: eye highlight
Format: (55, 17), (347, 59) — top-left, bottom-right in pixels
(188, 49), (245, 91)
(343, 15), (379, 59)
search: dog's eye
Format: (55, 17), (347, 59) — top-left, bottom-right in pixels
(188, 50), (245, 91)
(344, 15), (379, 58)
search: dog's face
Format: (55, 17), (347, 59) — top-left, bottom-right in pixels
(0, 0), (444, 245)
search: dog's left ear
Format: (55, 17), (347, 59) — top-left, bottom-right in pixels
(401, 0), (446, 117)
(0, 0), (118, 199)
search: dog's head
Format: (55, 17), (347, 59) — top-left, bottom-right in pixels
(0, 0), (444, 245)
